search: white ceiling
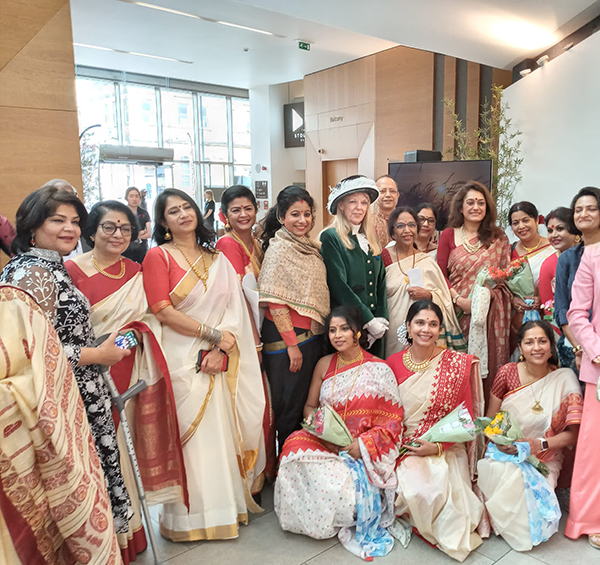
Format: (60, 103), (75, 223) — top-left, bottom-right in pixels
(70, 0), (600, 89)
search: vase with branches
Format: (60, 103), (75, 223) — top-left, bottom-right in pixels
(443, 85), (523, 228)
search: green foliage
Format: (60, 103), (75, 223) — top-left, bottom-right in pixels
(443, 86), (523, 228)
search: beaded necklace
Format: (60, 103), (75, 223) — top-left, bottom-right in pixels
(173, 241), (209, 291)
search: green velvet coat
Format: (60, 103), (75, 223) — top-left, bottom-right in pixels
(319, 228), (388, 358)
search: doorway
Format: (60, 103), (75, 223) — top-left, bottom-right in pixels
(322, 159), (358, 227)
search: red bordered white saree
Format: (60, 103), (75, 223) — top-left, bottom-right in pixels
(274, 351), (403, 540)
(388, 348), (485, 562)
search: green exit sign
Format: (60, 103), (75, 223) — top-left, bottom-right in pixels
(298, 41), (310, 51)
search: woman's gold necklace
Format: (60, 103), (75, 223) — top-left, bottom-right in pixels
(403, 347), (436, 373)
(173, 241), (209, 291)
(460, 225), (483, 254)
(331, 351), (365, 419)
(522, 363), (548, 414)
(230, 230), (262, 276)
(522, 238), (543, 254)
(92, 254), (125, 279)
(396, 245), (415, 284)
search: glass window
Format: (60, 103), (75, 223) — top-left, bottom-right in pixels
(233, 165), (251, 187)
(76, 74), (250, 208)
(122, 84), (158, 146)
(203, 145), (229, 162)
(232, 98), (251, 148)
(76, 78), (118, 143)
(233, 147), (251, 165)
(200, 95), (228, 147)
(202, 163), (229, 189)
(162, 89), (195, 161)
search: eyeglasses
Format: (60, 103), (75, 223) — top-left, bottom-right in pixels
(393, 222), (418, 230)
(417, 216), (436, 226)
(99, 222), (133, 236)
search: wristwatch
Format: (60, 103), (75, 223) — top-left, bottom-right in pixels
(538, 438), (549, 451)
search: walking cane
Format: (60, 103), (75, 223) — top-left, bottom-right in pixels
(96, 335), (162, 565)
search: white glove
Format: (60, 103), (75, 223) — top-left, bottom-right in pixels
(364, 317), (389, 342)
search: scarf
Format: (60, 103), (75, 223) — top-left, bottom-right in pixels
(258, 227), (330, 325)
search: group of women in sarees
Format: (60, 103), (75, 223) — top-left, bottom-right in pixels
(2, 175), (600, 563)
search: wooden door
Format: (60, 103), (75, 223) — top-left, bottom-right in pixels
(322, 159), (358, 227)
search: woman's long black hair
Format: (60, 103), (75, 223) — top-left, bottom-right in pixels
(261, 186), (315, 253)
(516, 320), (559, 366)
(153, 188), (215, 250)
(323, 305), (369, 353)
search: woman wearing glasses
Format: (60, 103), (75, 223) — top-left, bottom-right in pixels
(1, 187), (134, 538)
(382, 207), (465, 357)
(66, 201), (186, 563)
(414, 203), (438, 259)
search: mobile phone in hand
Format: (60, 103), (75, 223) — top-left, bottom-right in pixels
(115, 330), (138, 350)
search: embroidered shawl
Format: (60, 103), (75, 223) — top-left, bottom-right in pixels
(258, 227), (330, 325)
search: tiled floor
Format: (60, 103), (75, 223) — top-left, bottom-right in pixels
(136, 484), (598, 565)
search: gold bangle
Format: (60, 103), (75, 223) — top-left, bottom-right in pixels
(255, 343), (264, 352)
(436, 442), (442, 457)
(196, 323), (203, 339)
(572, 345), (582, 354)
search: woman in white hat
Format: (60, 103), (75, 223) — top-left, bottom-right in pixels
(320, 175), (389, 358)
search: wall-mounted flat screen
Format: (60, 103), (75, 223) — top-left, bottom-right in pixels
(388, 159), (492, 230)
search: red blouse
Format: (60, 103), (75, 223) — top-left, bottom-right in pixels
(142, 247), (187, 314)
(215, 236), (251, 277)
(539, 252), (558, 306)
(65, 258), (140, 306)
(490, 363), (523, 399)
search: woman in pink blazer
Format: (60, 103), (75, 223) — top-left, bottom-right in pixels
(567, 232), (600, 548)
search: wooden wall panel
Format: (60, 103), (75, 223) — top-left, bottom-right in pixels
(492, 68), (513, 89)
(0, 0), (66, 69)
(466, 62), (481, 142)
(374, 46), (435, 176)
(0, 0), (81, 248)
(0, 5), (78, 111)
(442, 57), (457, 158)
(321, 158), (358, 227)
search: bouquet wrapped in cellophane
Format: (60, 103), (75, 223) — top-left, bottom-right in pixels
(503, 257), (535, 300)
(399, 402), (477, 456)
(476, 411), (549, 477)
(302, 405), (353, 447)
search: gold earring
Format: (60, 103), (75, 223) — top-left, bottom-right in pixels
(225, 220), (231, 229)
(356, 331), (361, 339)
(407, 330), (412, 339)
(575, 235), (582, 243)
(519, 354), (524, 362)
(164, 229), (172, 241)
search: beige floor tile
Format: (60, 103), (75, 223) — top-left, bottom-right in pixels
(133, 516), (202, 565)
(474, 533), (511, 561)
(304, 535), (494, 565)
(494, 551), (547, 565)
(159, 512), (338, 565)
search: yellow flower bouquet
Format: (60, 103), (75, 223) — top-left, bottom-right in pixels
(477, 411), (549, 477)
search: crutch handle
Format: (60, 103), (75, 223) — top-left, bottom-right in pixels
(121, 380), (147, 404)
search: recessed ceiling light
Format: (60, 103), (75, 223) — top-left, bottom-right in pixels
(73, 43), (193, 64)
(118, 0), (285, 38)
(491, 21), (556, 50)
